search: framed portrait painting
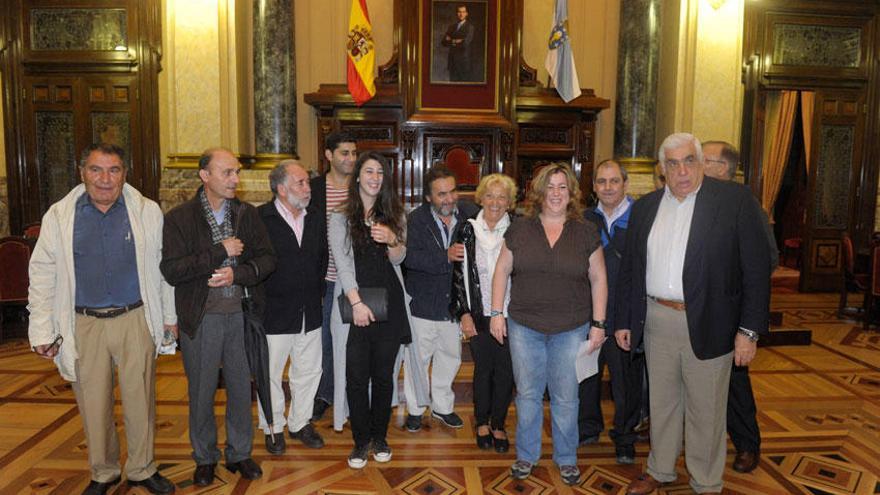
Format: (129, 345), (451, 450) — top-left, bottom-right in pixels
(419, 0), (499, 112)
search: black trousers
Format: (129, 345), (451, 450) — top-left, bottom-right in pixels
(469, 330), (514, 430)
(578, 338), (645, 447)
(727, 364), (761, 453)
(346, 325), (398, 448)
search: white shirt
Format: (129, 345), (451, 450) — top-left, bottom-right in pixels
(646, 186), (700, 301)
(274, 198), (306, 246)
(598, 196), (632, 230)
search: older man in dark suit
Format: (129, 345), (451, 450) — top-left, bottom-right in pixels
(616, 133), (771, 495)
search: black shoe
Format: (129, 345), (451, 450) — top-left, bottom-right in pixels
(265, 432), (286, 455)
(127, 472), (175, 494)
(192, 464), (215, 487)
(82, 476), (121, 495)
(578, 434), (599, 446)
(404, 414), (422, 432)
(476, 425), (493, 449)
(225, 458), (262, 480)
(493, 431), (510, 453)
(432, 411), (464, 428)
(311, 398), (330, 422)
(615, 444), (636, 464)
(290, 423), (325, 449)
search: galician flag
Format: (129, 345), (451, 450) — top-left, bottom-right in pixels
(544, 0), (581, 103)
(347, 0), (376, 106)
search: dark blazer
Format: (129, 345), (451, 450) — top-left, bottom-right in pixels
(615, 177), (770, 360)
(258, 200), (327, 335)
(309, 174), (328, 215)
(404, 200), (480, 321)
(442, 19), (474, 80)
(160, 189), (276, 337)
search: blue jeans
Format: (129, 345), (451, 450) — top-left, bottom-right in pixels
(508, 318), (586, 466)
(315, 280), (335, 404)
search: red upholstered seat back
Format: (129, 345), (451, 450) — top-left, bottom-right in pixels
(0, 237), (31, 303)
(443, 147), (480, 187)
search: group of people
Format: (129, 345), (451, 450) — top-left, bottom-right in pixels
(27, 130), (772, 495)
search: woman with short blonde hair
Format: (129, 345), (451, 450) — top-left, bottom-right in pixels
(450, 173), (517, 453)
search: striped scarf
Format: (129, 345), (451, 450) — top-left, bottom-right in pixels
(199, 189), (235, 268)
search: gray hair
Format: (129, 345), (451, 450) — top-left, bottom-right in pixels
(593, 159), (628, 182)
(269, 159), (304, 195)
(703, 140), (739, 180)
(658, 133), (703, 166)
(79, 143), (128, 171)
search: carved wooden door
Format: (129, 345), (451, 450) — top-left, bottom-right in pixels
(800, 89), (867, 291)
(20, 75), (141, 219)
(0, 0), (161, 233)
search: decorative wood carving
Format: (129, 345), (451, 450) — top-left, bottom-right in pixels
(304, 0), (609, 204)
(741, 0), (879, 292)
(1, 0), (162, 234)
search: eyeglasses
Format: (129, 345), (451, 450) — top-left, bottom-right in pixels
(704, 158), (727, 167)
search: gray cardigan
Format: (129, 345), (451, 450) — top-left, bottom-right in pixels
(326, 212), (429, 431)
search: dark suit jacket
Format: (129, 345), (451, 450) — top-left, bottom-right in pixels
(615, 177), (771, 360)
(442, 20), (474, 80)
(258, 200), (327, 334)
(309, 174), (329, 215)
(404, 200), (480, 321)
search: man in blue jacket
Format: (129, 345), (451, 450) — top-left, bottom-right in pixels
(402, 165), (479, 432)
(578, 159), (644, 464)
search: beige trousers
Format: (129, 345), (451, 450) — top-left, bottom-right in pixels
(644, 298), (733, 494)
(71, 306), (157, 482)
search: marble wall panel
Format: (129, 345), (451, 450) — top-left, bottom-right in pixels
(170, 0), (222, 152)
(253, 0), (296, 155)
(159, 168), (271, 212)
(656, 0), (744, 150)
(691, 0), (744, 146)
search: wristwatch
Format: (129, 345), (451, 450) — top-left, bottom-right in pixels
(590, 319), (607, 329)
(489, 310), (503, 317)
(737, 328), (759, 342)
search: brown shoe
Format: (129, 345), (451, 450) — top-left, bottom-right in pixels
(625, 473), (665, 495)
(733, 450), (759, 473)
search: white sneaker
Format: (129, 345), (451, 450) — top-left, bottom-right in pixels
(347, 444), (369, 469)
(372, 439), (392, 462)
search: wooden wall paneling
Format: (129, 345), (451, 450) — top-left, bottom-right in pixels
(801, 89), (867, 291)
(741, 0), (880, 291)
(1, 0), (163, 230)
(304, 0), (610, 206)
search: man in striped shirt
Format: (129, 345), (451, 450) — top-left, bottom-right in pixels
(310, 131), (358, 421)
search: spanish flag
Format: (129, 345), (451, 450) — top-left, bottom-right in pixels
(347, 0), (376, 106)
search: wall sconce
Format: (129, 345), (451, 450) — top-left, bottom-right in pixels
(709, 0), (726, 9)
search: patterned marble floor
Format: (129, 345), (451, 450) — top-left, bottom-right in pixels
(1, 292), (879, 494)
